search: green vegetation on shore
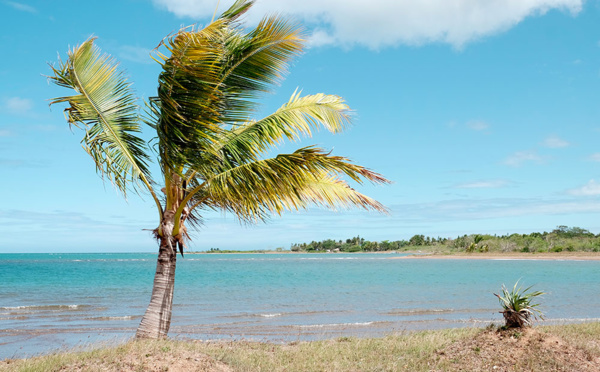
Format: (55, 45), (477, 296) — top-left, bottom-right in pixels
(289, 225), (600, 254)
(3, 322), (599, 371)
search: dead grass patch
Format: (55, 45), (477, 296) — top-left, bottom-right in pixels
(0, 339), (232, 372)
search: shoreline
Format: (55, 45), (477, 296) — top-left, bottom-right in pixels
(393, 251), (600, 261)
(189, 250), (600, 261)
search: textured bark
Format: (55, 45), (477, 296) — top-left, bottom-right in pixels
(136, 171), (189, 339)
(136, 236), (177, 339)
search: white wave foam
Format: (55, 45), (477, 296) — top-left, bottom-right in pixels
(0, 304), (84, 310)
(259, 313), (282, 318)
(87, 315), (136, 321)
(543, 317), (600, 322)
(296, 321), (375, 329)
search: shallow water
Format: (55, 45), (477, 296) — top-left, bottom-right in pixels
(1, 252), (599, 359)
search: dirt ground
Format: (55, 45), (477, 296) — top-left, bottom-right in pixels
(435, 327), (600, 372)
(0, 348), (232, 372)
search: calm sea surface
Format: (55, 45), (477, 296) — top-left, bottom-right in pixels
(1, 252), (600, 359)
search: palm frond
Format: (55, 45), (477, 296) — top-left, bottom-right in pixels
(214, 91), (351, 165)
(217, 15), (304, 123)
(219, 0), (254, 22)
(281, 173), (388, 213)
(153, 2), (304, 172)
(49, 37), (153, 197)
(154, 21), (228, 167)
(189, 146), (389, 222)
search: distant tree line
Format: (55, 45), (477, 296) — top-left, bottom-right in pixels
(290, 235), (449, 252)
(290, 226), (600, 253)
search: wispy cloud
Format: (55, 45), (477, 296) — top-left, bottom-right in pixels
(388, 197), (600, 223)
(0, 158), (49, 168)
(33, 124), (57, 132)
(0, 209), (156, 251)
(588, 153), (600, 162)
(466, 120), (490, 131)
(3, 0), (37, 13)
(0, 129), (13, 137)
(503, 150), (545, 167)
(0, 209), (157, 232)
(3, 97), (33, 114)
(118, 45), (154, 65)
(152, 0), (583, 49)
(453, 179), (510, 189)
(542, 135), (570, 148)
(567, 180), (600, 196)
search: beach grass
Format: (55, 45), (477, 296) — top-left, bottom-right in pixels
(2, 322), (600, 371)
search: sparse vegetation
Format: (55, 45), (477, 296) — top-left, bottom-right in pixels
(3, 323), (599, 371)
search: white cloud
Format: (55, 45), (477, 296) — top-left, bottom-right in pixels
(4, 97), (33, 114)
(503, 150), (545, 167)
(466, 120), (490, 131)
(0, 129), (12, 137)
(3, 1), (37, 13)
(152, 0), (583, 49)
(542, 135), (570, 148)
(454, 179), (510, 189)
(588, 153), (600, 162)
(567, 180), (600, 196)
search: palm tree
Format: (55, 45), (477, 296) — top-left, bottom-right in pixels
(48, 0), (389, 339)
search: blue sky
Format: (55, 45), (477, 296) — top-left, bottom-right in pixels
(1, 0), (600, 252)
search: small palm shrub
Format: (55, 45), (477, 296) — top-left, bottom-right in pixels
(494, 281), (545, 328)
(466, 234), (489, 252)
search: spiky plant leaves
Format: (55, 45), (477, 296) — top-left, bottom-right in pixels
(494, 280), (545, 328)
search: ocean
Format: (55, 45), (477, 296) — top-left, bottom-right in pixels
(1, 252), (599, 359)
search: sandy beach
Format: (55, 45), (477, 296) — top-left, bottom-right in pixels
(393, 252), (600, 261)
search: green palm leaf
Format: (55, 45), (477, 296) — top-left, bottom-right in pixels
(280, 173), (388, 213)
(153, 1), (304, 171)
(191, 146), (389, 222)
(218, 15), (304, 123)
(215, 91), (351, 165)
(49, 37), (152, 196)
(154, 21), (228, 167)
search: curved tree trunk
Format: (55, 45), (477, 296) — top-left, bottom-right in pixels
(136, 173), (188, 339)
(136, 235), (177, 339)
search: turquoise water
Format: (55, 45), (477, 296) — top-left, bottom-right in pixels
(1, 253), (600, 359)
